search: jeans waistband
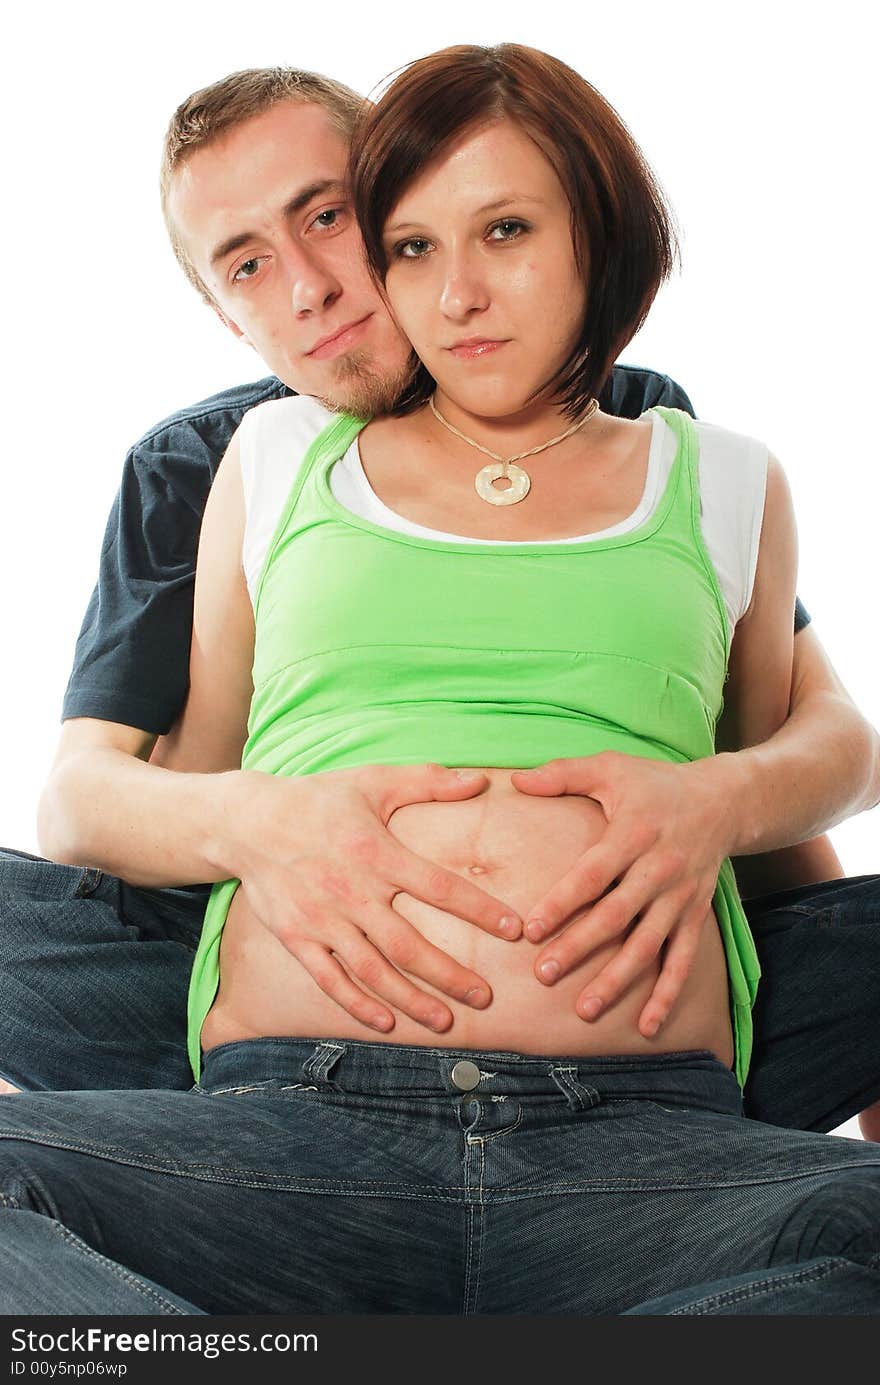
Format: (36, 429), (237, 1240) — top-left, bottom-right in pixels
(200, 1038), (742, 1114)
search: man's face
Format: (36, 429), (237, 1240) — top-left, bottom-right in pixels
(167, 100), (413, 412)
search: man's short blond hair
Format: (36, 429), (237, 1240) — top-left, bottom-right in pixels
(160, 67), (363, 304)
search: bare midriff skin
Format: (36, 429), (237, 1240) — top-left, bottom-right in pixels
(202, 767), (734, 1067)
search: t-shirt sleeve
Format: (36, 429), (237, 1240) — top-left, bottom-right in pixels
(601, 365), (696, 420)
(61, 378), (290, 735)
(694, 421), (769, 632)
(61, 422), (217, 735)
(239, 395), (339, 606)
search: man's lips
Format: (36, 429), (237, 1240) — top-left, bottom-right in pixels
(307, 314), (373, 360)
(446, 338), (509, 359)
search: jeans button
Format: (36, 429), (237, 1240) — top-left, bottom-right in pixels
(451, 1060), (481, 1091)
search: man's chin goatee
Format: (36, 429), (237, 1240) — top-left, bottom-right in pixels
(319, 350), (418, 417)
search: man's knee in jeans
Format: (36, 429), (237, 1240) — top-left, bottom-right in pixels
(773, 1170), (880, 1265)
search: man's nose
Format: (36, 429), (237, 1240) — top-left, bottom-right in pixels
(439, 254), (490, 319)
(288, 244), (343, 316)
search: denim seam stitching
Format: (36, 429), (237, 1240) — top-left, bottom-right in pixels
(0, 1136), (462, 1193)
(4, 1130), (879, 1192)
(206, 1083), (276, 1096)
(666, 1258), (852, 1314)
(462, 1139), (485, 1315)
(473, 1140), (486, 1313)
(468, 1107), (524, 1145)
(50, 1222), (192, 1314)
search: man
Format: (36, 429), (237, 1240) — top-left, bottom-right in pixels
(1, 66), (878, 1150)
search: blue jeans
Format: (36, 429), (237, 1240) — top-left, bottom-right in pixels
(0, 848), (205, 1090)
(2, 848), (880, 1131)
(0, 1041), (879, 1315)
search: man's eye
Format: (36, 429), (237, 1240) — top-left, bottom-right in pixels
(488, 219), (528, 242)
(310, 207), (345, 231)
(232, 258), (263, 282)
(395, 238), (432, 260)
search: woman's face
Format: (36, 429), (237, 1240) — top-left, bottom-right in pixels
(381, 117), (587, 420)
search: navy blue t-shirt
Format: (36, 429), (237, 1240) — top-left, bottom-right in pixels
(62, 367), (810, 734)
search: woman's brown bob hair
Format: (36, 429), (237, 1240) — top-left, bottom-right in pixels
(349, 44), (678, 416)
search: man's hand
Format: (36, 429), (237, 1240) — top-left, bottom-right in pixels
(510, 753), (737, 1037)
(225, 762), (522, 1035)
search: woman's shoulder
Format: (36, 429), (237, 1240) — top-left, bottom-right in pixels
(648, 409), (770, 478)
(690, 415), (768, 454)
(238, 393), (340, 448)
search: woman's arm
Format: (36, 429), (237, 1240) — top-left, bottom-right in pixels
(714, 454), (797, 765)
(152, 431), (255, 774)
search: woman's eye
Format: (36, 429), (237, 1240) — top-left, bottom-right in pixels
(232, 258), (263, 282)
(395, 238), (432, 260)
(488, 219), (528, 242)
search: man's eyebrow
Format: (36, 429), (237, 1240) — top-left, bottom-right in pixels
(385, 195), (546, 235)
(209, 180), (346, 266)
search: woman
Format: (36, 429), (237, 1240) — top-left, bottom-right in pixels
(147, 44), (879, 1312)
(184, 45), (780, 1086)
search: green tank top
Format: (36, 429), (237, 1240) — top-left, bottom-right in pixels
(188, 406), (760, 1083)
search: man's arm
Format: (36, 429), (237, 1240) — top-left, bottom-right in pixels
(727, 622), (878, 896)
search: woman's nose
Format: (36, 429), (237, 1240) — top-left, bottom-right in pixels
(439, 257), (490, 319)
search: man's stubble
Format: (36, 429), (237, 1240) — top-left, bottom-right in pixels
(320, 347), (420, 418)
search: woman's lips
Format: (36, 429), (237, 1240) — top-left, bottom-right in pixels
(447, 339), (509, 359)
(308, 315), (372, 361)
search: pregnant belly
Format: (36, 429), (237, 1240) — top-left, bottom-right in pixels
(201, 768), (734, 1066)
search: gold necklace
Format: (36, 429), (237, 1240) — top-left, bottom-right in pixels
(428, 394), (599, 507)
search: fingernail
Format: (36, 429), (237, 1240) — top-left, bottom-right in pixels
(429, 1014), (450, 1033)
(643, 1017), (660, 1038)
(526, 918), (544, 941)
(370, 1015), (394, 1032)
(465, 987), (490, 1009)
(455, 769), (483, 782)
(498, 915), (520, 937)
(580, 995), (603, 1020)
(539, 959), (560, 983)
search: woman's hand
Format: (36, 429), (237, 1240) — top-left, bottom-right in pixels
(225, 762), (523, 1035)
(510, 752), (738, 1036)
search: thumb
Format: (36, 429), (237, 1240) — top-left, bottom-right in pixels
(511, 757), (604, 798)
(368, 763), (489, 815)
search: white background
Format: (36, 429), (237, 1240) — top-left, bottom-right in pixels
(2, 3), (877, 1129)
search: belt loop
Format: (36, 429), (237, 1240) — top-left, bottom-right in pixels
(74, 867), (106, 900)
(302, 1041), (346, 1086)
(550, 1064), (600, 1111)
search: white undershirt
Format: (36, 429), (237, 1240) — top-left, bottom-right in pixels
(238, 396), (769, 632)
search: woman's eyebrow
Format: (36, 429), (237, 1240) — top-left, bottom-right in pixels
(385, 194), (547, 235)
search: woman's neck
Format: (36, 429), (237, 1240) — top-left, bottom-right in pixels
(429, 391), (600, 462)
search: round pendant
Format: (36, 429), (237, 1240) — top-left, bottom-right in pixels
(474, 462), (531, 506)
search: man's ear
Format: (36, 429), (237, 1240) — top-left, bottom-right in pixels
(213, 304), (252, 348)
